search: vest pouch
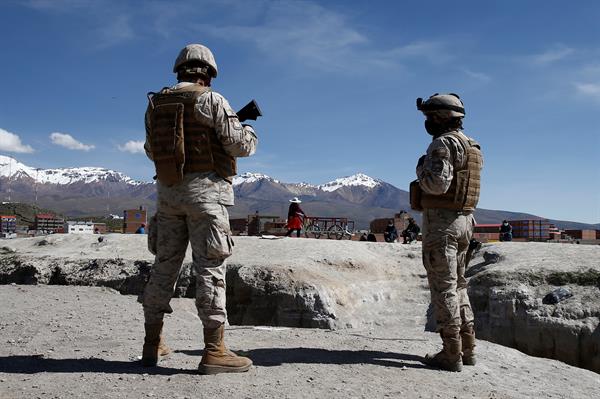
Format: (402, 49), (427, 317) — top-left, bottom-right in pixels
(151, 103), (185, 186)
(410, 179), (424, 212)
(454, 170), (468, 208)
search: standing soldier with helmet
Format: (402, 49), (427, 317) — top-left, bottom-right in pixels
(141, 44), (257, 374)
(410, 93), (483, 372)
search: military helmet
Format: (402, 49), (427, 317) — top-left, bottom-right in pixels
(173, 44), (218, 78)
(416, 93), (465, 118)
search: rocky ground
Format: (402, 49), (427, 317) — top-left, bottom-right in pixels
(0, 234), (599, 397)
(465, 242), (600, 373)
(1, 285), (599, 399)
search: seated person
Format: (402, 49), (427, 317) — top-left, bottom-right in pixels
(384, 221), (398, 243)
(402, 218), (420, 244)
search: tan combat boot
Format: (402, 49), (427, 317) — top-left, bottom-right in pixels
(141, 322), (171, 367)
(461, 324), (476, 366)
(424, 329), (463, 372)
(198, 324), (252, 375)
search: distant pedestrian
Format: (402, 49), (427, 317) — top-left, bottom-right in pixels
(135, 224), (146, 234)
(402, 218), (421, 244)
(499, 220), (512, 241)
(285, 197), (306, 237)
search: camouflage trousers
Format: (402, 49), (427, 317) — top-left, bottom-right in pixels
(422, 208), (475, 333)
(142, 201), (233, 328)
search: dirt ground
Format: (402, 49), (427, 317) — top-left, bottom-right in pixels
(1, 285), (598, 399)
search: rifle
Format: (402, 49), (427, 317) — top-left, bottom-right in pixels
(236, 100), (262, 123)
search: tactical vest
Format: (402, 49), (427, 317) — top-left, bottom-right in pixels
(420, 131), (482, 212)
(147, 84), (236, 186)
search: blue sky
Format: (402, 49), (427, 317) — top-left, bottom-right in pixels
(0, 0), (599, 223)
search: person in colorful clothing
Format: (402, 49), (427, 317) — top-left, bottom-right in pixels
(285, 197), (305, 237)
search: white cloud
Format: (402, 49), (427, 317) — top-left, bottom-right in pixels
(50, 132), (95, 151)
(96, 14), (135, 48)
(0, 128), (35, 153)
(118, 140), (145, 154)
(574, 82), (600, 98)
(25, 0), (135, 48)
(195, 1), (451, 73)
(462, 68), (492, 82)
(531, 45), (574, 65)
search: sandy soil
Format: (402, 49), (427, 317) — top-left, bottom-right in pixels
(1, 285), (598, 399)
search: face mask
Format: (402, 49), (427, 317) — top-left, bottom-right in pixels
(424, 119), (445, 136)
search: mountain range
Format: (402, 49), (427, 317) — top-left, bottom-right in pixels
(0, 155), (597, 230)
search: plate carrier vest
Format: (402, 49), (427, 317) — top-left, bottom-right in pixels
(411, 131), (482, 212)
(147, 85), (236, 186)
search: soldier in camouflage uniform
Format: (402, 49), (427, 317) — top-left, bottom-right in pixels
(141, 44), (257, 374)
(411, 93), (483, 372)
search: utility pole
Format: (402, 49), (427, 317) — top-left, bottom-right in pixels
(34, 168), (39, 205)
(7, 156), (11, 202)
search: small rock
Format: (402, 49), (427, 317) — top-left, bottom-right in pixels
(483, 251), (501, 264)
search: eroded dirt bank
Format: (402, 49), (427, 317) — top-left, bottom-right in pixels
(466, 242), (600, 373)
(0, 235), (429, 330)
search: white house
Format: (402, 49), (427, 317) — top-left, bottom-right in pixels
(65, 221), (95, 234)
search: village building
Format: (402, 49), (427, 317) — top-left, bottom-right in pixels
(35, 213), (64, 234)
(123, 206), (147, 234)
(1, 215), (17, 238)
(64, 221), (95, 234)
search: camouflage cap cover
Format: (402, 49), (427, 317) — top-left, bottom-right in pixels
(173, 44), (218, 78)
(417, 93), (465, 118)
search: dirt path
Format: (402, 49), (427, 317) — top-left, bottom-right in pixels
(1, 285), (598, 399)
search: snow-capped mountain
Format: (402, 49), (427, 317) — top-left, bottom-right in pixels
(0, 155), (156, 217)
(230, 171), (410, 227)
(318, 173), (381, 192)
(232, 172), (280, 186)
(0, 155), (146, 186)
(1, 156), (588, 229)
(233, 171), (383, 193)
